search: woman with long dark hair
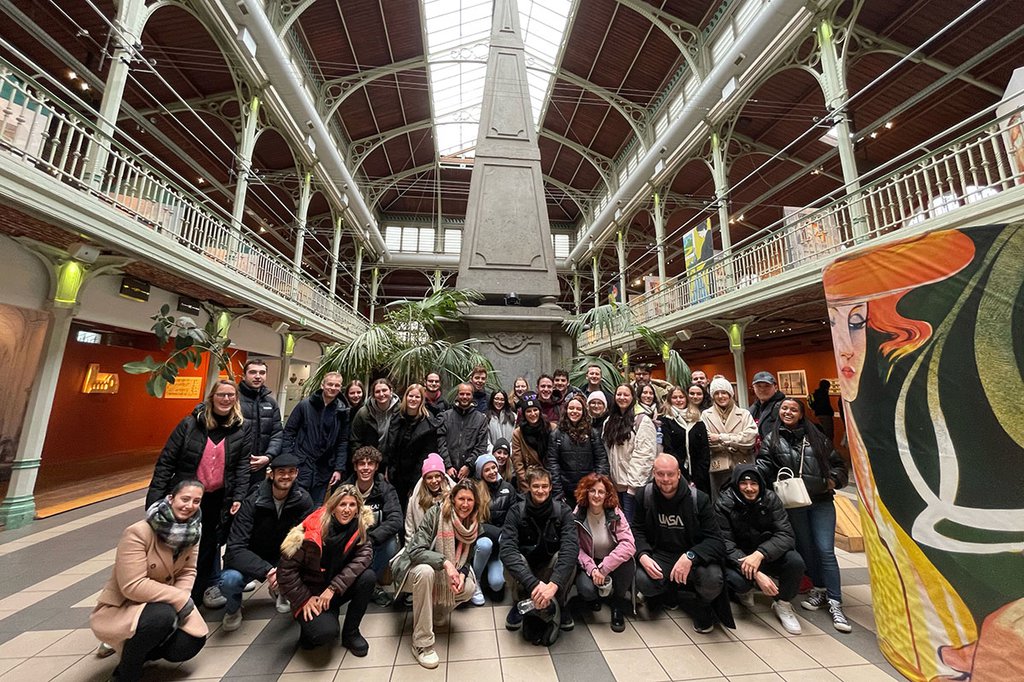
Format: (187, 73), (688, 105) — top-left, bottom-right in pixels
(757, 398), (850, 633)
(603, 384), (657, 521)
(147, 379), (251, 608)
(510, 395), (551, 493)
(546, 394), (609, 505)
(277, 484), (375, 653)
(383, 383), (439, 513)
(350, 378), (399, 451)
(91, 480), (208, 681)
(572, 473), (635, 633)
(486, 389), (516, 448)
(392, 478), (485, 669)
(345, 380), (365, 413)
(661, 384), (712, 494)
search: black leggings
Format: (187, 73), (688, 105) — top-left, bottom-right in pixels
(116, 602), (205, 681)
(298, 568), (376, 649)
(192, 488), (225, 602)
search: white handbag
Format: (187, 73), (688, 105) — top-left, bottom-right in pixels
(773, 438), (812, 509)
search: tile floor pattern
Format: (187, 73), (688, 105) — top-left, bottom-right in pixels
(0, 492), (903, 681)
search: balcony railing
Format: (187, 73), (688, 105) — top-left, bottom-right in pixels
(0, 59), (367, 337)
(581, 102), (1024, 348)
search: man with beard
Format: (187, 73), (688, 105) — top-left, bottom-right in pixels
(282, 372), (349, 503)
(220, 453), (314, 630)
(436, 383), (490, 480)
(749, 371), (786, 438)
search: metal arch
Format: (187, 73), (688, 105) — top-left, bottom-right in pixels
(348, 119), (434, 170)
(542, 175), (589, 216)
(320, 56), (429, 122)
(126, 91), (243, 134)
(730, 133), (844, 183)
(554, 68), (648, 142)
(612, 0), (704, 79)
(270, 0), (320, 38)
(539, 130), (614, 189)
(366, 163), (436, 208)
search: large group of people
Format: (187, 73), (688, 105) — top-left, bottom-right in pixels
(94, 359), (851, 678)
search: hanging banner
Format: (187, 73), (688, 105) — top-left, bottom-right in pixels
(996, 66), (1024, 184)
(822, 225), (1024, 681)
(683, 219), (715, 304)
(783, 206), (843, 267)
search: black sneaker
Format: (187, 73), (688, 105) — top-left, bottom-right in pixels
(342, 631), (369, 657)
(610, 606), (626, 633)
(505, 605), (524, 630)
(693, 611), (715, 634)
(560, 608), (575, 631)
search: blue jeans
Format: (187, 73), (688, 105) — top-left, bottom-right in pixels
(621, 492), (636, 523)
(471, 535), (506, 592)
(372, 536), (400, 576)
(219, 568), (247, 615)
(787, 498), (842, 602)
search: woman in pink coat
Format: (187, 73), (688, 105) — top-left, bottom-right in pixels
(572, 473), (636, 633)
(91, 480), (208, 681)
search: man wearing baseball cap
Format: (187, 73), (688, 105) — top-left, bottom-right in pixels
(749, 371), (786, 438)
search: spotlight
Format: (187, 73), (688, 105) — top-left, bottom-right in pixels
(504, 292), (520, 306)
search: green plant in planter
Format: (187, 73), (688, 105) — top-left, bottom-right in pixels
(123, 302), (236, 397)
(307, 288), (495, 395)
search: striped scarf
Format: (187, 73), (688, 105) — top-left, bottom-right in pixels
(433, 505), (478, 610)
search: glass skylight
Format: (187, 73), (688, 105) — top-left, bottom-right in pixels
(423, 0), (572, 160)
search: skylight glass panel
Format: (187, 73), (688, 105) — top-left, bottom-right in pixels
(423, 0), (571, 160)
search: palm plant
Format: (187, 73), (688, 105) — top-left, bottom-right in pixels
(307, 288), (494, 393)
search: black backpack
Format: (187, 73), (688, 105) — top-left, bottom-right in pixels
(521, 601), (561, 647)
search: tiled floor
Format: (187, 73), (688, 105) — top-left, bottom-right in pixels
(0, 492), (903, 681)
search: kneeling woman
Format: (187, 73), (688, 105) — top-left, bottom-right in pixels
(392, 479), (484, 669)
(573, 473), (636, 633)
(278, 485), (376, 654)
(91, 480), (208, 681)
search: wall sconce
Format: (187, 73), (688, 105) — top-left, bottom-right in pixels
(82, 363), (119, 394)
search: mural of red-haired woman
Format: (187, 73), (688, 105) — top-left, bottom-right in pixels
(822, 225), (1024, 681)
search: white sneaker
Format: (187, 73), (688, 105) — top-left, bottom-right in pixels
(772, 600), (802, 634)
(275, 591), (291, 614)
(737, 591), (755, 609)
(470, 583), (485, 606)
(242, 579), (259, 593)
(222, 608), (243, 632)
(413, 644), (440, 669)
(203, 586), (227, 609)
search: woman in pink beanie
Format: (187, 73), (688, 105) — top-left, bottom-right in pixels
(403, 453), (455, 539)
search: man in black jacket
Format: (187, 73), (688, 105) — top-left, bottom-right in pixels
(238, 359), (284, 488)
(437, 383), (490, 480)
(750, 371), (786, 438)
(633, 454), (735, 633)
(346, 446), (403, 605)
(715, 464), (805, 634)
(499, 466), (579, 639)
(220, 452), (314, 631)
(283, 372), (349, 504)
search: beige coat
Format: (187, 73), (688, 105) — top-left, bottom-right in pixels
(90, 520), (208, 650)
(701, 404), (758, 472)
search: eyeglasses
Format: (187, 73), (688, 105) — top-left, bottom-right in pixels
(214, 393), (237, 399)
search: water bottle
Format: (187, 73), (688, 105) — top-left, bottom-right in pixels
(656, 426), (663, 447)
(516, 598), (536, 614)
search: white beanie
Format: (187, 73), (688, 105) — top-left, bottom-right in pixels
(587, 391), (607, 406)
(709, 377), (734, 397)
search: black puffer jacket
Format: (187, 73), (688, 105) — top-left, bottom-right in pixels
(756, 424), (848, 501)
(436, 404), (490, 471)
(224, 479), (315, 582)
(382, 411), (439, 495)
(343, 473), (403, 546)
(499, 498), (579, 593)
(282, 390), (350, 474)
(146, 407), (252, 539)
(349, 397), (400, 452)
(660, 417), (711, 495)
(545, 427), (609, 502)
(237, 382), (283, 459)
(484, 477), (518, 527)
(714, 464), (795, 565)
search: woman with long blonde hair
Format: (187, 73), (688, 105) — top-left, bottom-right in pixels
(277, 484), (375, 654)
(147, 379), (252, 608)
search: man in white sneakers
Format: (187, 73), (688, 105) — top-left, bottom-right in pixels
(714, 464), (806, 634)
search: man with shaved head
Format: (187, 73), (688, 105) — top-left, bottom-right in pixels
(632, 454), (734, 633)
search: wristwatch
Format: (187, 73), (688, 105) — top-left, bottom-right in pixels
(685, 551), (696, 562)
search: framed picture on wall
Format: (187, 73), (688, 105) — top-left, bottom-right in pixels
(778, 370), (808, 398)
(827, 378), (841, 395)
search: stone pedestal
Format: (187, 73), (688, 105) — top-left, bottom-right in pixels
(444, 305), (574, 388)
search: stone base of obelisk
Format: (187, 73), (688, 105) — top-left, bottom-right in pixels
(443, 303), (575, 389)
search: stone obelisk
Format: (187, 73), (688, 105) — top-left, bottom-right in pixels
(450, 0), (572, 384)
(457, 0), (560, 304)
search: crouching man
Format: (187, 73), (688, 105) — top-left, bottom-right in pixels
(633, 455), (735, 634)
(499, 467), (579, 644)
(220, 453), (314, 630)
(715, 464), (805, 634)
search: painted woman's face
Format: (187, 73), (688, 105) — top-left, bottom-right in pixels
(829, 303), (868, 402)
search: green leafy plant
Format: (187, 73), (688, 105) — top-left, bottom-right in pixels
(307, 288), (494, 393)
(123, 303), (235, 397)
